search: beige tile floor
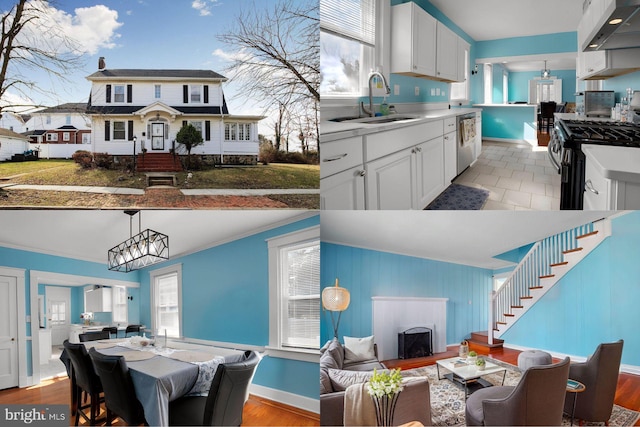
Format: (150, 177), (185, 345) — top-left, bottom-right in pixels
(454, 141), (561, 210)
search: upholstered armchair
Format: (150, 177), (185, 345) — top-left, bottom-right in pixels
(563, 339), (624, 424)
(465, 357), (570, 426)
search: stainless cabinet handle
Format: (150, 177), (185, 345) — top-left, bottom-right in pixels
(323, 153), (348, 162)
(358, 170), (366, 177)
(585, 179), (599, 195)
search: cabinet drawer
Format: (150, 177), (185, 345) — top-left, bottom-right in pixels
(365, 120), (443, 162)
(584, 155), (610, 210)
(444, 117), (456, 133)
(320, 137), (363, 179)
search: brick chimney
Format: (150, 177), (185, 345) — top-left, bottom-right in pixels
(98, 57), (106, 70)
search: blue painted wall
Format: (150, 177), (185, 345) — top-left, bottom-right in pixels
(138, 215), (320, 400)
(320, 243), (493, 346)
(603, 70), (640, 103)
(481, 105), (537, 140)
(501, 212), (640, 367)
(509, 70), (577, 104)
(476, 32), (578, 59)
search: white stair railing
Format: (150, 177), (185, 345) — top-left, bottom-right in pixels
(489, 222), (595, 340)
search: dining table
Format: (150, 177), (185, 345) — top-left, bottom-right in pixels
(63, 338), (246, 427)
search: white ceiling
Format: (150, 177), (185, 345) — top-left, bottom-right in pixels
(427, 0), (584, 72)
(321, 211), (614, 269)
(0, 210), (315, 266)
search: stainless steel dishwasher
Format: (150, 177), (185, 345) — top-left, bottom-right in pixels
(457, 112), (476, 175)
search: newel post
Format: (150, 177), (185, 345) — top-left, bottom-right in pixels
(488, 290), (496, 345)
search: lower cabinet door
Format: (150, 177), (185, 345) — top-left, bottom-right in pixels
(320, 166), (366, 210)
(415, 137), (445, 209)
(366, 149), (415, 210)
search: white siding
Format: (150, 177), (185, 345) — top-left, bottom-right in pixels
(25, 113), (90, 131)
(0, 113), (26, 133)
(90, 81), (224, 107)
(0, 137), (28, 161)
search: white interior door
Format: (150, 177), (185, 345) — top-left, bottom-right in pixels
(0, 275), (18, 390)
(46, 286), (71, 345)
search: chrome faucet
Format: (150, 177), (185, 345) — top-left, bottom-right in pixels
(361, 71), (391, 117)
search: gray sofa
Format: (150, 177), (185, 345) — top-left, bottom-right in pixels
(320, 338), (432, 426)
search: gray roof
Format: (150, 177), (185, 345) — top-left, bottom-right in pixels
(37, 103), (89, 114)
(0, 128), (30, 140)
(87, 69), (227, 80)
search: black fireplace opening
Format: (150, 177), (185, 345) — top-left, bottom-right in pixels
(398, 327), (433, 359)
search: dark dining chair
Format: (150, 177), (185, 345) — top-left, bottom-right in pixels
(88, 347), (148, 426)
(102, 326), (118, 338)
(538, 101), (557, 134)
(125, 324), (142, 337)
(168, 350), (261, 426)
(63, 340), (105, 426)
(79, 331), (110, 342)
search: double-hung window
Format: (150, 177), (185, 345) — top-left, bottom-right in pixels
(268, 226), (320, 360)
(113, 121), (126, 140)
(150, 264), (182, 338)
(154, 85), (161, 99)
(320, 0), (375, 98)
(114, 85), (125, 103)
(190, 85), (201, 103)
(111, 286), (128, 324)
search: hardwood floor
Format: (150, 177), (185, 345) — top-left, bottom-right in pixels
(383, 345), (640, 425)
(0, 377), (319, 426)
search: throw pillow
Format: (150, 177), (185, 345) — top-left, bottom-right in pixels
(327, 368), (387, 392)
(320, 368), (332, 394)
(344, 335), (375, 364)
(320, 338), (344, 370)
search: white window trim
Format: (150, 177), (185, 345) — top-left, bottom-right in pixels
(113, 121), (127, 141)
(150, 263), (183, 339)
(111, 285), (128, 324)
(190, 85), (202, 104)
(113, 84), (126, 103)
(154, 84), (161, 99)
(266, 226), (320, 363)
(63, 132), (70, 141)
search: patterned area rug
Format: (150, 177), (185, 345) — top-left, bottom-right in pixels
(401, 360), (640, 426)
(425, 184), (489, 210)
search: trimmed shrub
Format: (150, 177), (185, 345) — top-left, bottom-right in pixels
(72, 150), (93, 169)
(93, 153), (114, 169)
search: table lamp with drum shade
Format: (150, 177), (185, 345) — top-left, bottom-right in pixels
(322, 278), (350, 338)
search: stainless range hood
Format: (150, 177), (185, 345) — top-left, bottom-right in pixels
(583, 0), (640, 51)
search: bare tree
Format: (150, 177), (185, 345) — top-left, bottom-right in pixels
(0, 0), (83, 114)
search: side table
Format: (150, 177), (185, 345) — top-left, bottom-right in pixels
(566, 379), (586, 425)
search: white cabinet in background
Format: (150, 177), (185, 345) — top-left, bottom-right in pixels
(319, 136), (365, 210)
(436, 22), (458, 82)
(457, 38), (470, 83)
(443, 117), (457, 183)
(85, 287), (112, 312)
(391, 2), (437, 78)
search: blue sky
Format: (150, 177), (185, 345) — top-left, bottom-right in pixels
(4, 0), (284, 134)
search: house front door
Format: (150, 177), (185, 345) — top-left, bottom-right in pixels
(151, 123), (164, 150)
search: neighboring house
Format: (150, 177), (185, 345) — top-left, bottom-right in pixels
(23, 103), (91, 145)
(85, 59), (264, 165)
(0, 128), (30, 161)
(0, 112), (27, 134)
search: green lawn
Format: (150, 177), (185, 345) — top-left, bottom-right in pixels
(1, 160), (319, 190)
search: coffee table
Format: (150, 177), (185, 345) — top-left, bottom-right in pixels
(436, 357), (507, 399)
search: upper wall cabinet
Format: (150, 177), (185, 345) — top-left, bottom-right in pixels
(390, 2), (464, 83)
(391, 2), (437, 78)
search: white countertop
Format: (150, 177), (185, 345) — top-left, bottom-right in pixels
(583, 145), (640, 184)
(320, 108), (481, 142)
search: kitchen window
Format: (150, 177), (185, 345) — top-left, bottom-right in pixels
(112, 286), (127, 324)
(320, 0), (375, 98)
(267, 226), (320, 359)
(150, 264), (182, 339)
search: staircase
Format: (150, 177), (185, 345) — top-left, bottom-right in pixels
(489, 218), (612, 344)
(136, 153), (182, 172)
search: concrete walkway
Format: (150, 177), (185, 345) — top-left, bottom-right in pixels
(7, 184), (319, 196)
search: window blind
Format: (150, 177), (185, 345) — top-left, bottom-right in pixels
(320, 0), (375, 46)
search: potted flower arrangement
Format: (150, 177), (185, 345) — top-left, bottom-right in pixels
(367, 368), (404, 426)
(467, 351), (477, 365)
(475, 356), (486, 371)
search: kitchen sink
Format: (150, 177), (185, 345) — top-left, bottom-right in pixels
(329, 115), (420, 125)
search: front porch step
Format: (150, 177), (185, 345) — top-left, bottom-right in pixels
(467, 331), (504, 350)
(137, 153), (182, 172)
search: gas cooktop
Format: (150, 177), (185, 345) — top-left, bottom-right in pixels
(558, 119), (640, 147)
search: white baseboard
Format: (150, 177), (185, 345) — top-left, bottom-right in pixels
(249, 383), (319, 414)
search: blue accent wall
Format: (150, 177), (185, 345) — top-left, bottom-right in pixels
(320, 243), (493, 345)
(476, 32), (578, 59)
(481, 105), (537, 140)
(138, 215), (320, 400)
(501, 212), (640, 367)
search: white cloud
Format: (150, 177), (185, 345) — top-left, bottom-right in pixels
(192, 0), (221, 17)
(20, 1), (123, 56)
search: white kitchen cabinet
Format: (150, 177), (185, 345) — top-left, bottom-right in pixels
(320, 165), (365, 210)
(584, 149), (640, 210)
(443, 118), (457, 183)
(320, 136), (365, 209)
(39, 329), (51, 364)
(474, 112), (482, 161)
(365, 148), (415, 210)
(578, 48), (640, 80)
(85, 287), (112, 312)
(415, 137), (445, 208)
(391, 2), (437, 78)
(436, 22), (458, 82)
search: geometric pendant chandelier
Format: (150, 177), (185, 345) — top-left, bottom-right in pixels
(108, 210), (169, 272)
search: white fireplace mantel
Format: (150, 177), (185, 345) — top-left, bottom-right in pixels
(372, 296), (448, 361)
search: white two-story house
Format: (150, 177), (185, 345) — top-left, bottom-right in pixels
(23, 103), (91, 145)
(86, 59), (264, 166)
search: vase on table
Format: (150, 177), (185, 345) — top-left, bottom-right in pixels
(371, 392), (401, 427)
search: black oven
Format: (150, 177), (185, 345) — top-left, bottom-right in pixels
(550, 119), (640, 210)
